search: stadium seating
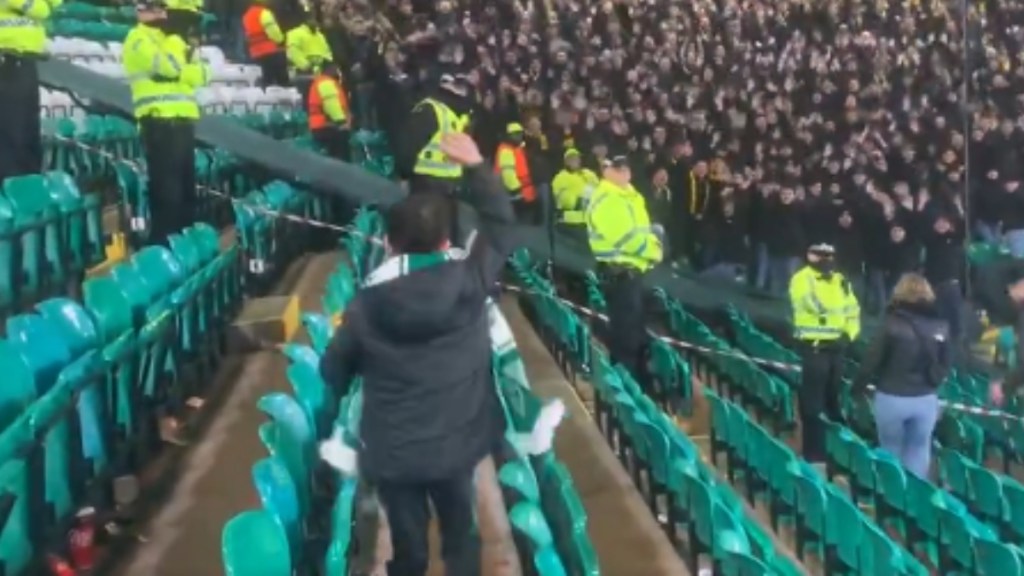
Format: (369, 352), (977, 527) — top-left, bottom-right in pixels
(514, 263), (802, 575)
(223, 212), (599, 575)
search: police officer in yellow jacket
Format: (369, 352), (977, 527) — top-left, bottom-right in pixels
(552, 148), (598, 240)
(587, 155), (663, 388)
(0, 0), (61, 181)
(400, 74), (472, 197)
(123, 0), (209, 246)
(286, 16), (332, 101)
(789, 243), (861, 464)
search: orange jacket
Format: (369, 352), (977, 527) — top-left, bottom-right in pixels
(308, 74), (349, 130)
(243, 6), (280, 58)
(494, 142), (535, 202)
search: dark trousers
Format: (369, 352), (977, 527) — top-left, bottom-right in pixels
(798, 344), (845, 462)
(377, 472), (480, 576)
(933, 279), (965, 349)
(140, 118), (197, 246)
(0, 54), (42, 182)
(603, 267), (650, 384)
(312, 127), (351, 162)
(255, 51), (290, 87)
(513, 198), (541, 225)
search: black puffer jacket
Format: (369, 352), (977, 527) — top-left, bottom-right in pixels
(854, 302), (952, 397)
(319, 166), (516, 482)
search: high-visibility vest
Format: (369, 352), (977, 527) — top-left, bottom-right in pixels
(413, 98), (468, 179)
(286, 24), (332, 74)
(586, 179), (662, 271)
(307, 74), (349, 130)
(789, 266), (861, 342)
(122, 25), (208, 120)
(494, 143), (535, 202)
(552, 168), (598, 224)
(0, 0), (60, 55)
(243, 5), (281, 58)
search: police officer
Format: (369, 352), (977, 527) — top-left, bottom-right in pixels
(0, 0), (60, 181)
(552, 148), (598, 243)
(586, 155), (663, 386)
(286, 14), (331, 101)
(400, 73), (473, 196)
(789, 243), (861, 464)
(241, 0), (288, 86)
(123, 0), (209, 246)
(307, 61), (351, 161)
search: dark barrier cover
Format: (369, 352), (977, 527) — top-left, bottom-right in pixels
(38, 59), (809, 332)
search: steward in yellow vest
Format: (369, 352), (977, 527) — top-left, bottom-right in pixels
(788, 242), (860, 464)
(286, 18), (332, 100)
(586, 155), (662, 389)
(0, 0), (61, 180)
(552, 148), (598, 227)
(123, 0), (209, 246)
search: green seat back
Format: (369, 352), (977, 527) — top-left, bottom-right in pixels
(221, 510), (292, 576)
(498, 459), (540, 504)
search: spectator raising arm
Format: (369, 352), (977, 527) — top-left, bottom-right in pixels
(440, 133), (519, 289)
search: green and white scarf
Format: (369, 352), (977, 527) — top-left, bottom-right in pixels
(320, 248), (566, 476)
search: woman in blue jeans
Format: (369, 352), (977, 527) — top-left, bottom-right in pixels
(854, 273), (952, 478)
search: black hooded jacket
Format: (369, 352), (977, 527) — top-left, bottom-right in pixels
(319, 166), (516, 482)
(854, 301), (951, 397)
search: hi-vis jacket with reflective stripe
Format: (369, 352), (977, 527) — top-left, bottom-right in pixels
(789, 265), (861, 342)
(286, 23), (332, 74)
(122, 24), (209, 120)
(552, 167), (598, 224)
(413, 98), (469, 179)
(586, 179), (663, 271)
(0, 0), (61, 55)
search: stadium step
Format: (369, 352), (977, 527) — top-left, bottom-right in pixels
(502, 298), (692, 575)
(103, 251), (343, 576)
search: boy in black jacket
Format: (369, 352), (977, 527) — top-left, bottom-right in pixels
(320, 133), (515, 576)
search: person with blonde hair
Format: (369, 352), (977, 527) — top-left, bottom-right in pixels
(854, 272), (951, 478)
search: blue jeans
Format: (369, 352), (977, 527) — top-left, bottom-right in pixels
(1005, 228), (1024, 258)
(767, 255), (800, 296)
(873, 392), (940, 478)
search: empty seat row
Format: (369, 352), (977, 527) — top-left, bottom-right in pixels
(515, 266), (801, 575)
(0, 222), (242, 575)
(0, 173), (105, 315)
(706, 394), (928, 575)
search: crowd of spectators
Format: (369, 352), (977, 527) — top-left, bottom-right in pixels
(286, 0), (1024, 345)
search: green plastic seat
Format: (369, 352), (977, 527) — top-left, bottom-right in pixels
(871, 449), (907, 535)
(257, 393), (314, 517)
(0, 459), (33, 575)
(2, 175), (62, 298)
(44, 171), (104, 271)
(720, 550), (772, 576)
(964, 460), (1006, 524)
(251, 457), (301, 559)
(938, 496), (997, 573)
(938, 448), (971, 500)
(0, 340), (35, 430)
(1002, 478), (1024, 541)
(792, 465), (827, 559)
(498, 459), (540, 504)
(221, 510), (292, 576)
(508, 501), (567, 576)
(824, 485), (864, 572)
(975, 538), (1024, 576)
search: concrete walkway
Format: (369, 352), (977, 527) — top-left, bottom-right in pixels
(107, 252), (341, 576)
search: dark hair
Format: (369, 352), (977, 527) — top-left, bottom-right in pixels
(384, 193), (452, 254)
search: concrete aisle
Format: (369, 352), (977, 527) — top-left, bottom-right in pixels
(501, 298), (691, 576)
(107, 252), (342, 576)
